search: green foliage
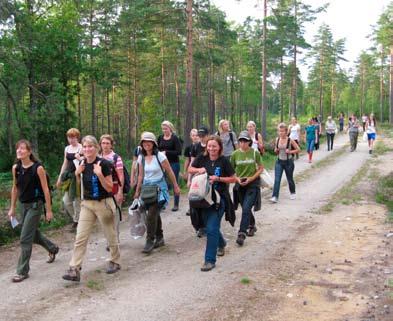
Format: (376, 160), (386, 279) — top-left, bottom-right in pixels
(375, 172), (393, 221)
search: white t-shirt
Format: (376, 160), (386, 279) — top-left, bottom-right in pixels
(137, 152), (166, 181)
(289, 124), (301, 140)
(325, 121), (337, 134)
(366, 121), (376, 134)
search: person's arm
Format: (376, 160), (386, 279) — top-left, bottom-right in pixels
(290, 139), (301, 153)
(93, 161), (113, 193)
(315, 128), (319, 142)
(161, 159), (180, 195)
(257, 133), (264, 149)
(56, 150), (68, 189)
(115, 164), (124, 203)
(130, 155), (138, 188)
(37, 166), (53, 221)
(8, 165), (18, 219)
(134, 161), (143, 199)
(210, 174), (237, 185)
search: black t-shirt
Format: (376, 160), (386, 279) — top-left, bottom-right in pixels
(157, 134), (182, 163)
(191, 155), (235, 194)
(82, 157), (113, 200)
(191, 142), (206, 158)
(15, 162), (44, 203)
(184, 144), (192, 159)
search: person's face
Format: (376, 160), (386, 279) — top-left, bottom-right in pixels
(191, 132), (199, 143)
(247, 124), (255, 132)
(100, 138), (112, 153)
(308, 119), (313, 125)
(222, 121), (230, 132)
(83, 143), (97, 159)
(239, 139), (250, 150)
(67, 135), (79, 146)
(16, 143), (31, 161)
(278, 127), (287, 138)
(161, 125), (171, 136)
(291, 117), (297, 124)
(142, 141), (154, 152)
(199, 134), (207, 143)
(207, 140), (220, 157)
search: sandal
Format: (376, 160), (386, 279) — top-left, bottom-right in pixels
(47, 246), (59, 263)
(12, 274), (29, 283)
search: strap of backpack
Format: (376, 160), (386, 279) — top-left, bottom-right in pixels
(112, 153), (122, 187)
(286, 138), (292, 160)
(229, 132), (236, 150)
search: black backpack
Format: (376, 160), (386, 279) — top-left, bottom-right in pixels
(112, 154), (131, 194)
(15, 161), (53, 205)
(275, 137), (293, 160)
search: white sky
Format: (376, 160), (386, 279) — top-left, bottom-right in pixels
(211, 0), (391, 79)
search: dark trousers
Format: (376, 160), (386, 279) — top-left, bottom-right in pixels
(326, 133), (335, 151)
(169, 162), (180, 207)
(349, 131), (359, 151)
(145, 203), (163, 241)
(238, 185), (258, 234)
(272, 159), (296, 198)
(17, 202), (57, 275)
(339, 122), (344, 131)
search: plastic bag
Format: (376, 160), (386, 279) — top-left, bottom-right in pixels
(260, 169), (274, 189)
(128, 199), (146, 239)
(362, 132), (368, 142)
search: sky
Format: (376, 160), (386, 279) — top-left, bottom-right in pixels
(211, 0), (391, 79)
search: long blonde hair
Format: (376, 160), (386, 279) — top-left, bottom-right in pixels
(161, 120), (176, 133)
(218, 119), (230, 134)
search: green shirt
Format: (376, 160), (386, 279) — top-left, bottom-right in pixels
(230, 148), (263, 178)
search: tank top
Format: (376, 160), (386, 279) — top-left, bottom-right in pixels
(289, 124), (300, 140)
(15, 162), (44, 203)
(277, 138), (292, 161)
(251, 132), (259, 151)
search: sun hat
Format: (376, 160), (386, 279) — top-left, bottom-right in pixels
(139, 132), (158, 146)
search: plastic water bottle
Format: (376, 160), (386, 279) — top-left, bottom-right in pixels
(92, 174), (99, 199)
(214, 166), (221, 188)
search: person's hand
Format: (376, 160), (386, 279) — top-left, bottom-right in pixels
(8, 208), (15, 219)
(45, 210), (53, 222)
(75, 153), (82, 161)
(93, 161), (102, 176)
(197, 168), (206, 175)
(174, 184), (181, 196)
(56, 178), (62, 189)
(239, 178), (250, 186)
(285, 148), (291, 154)
(75, 161), (85, 176)
(209, 175), (219, 184)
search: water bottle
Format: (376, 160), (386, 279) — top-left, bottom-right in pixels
(214, 166), (221, 188)
(92, 174), (99, 199)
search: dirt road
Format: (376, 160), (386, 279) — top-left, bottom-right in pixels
(1, 133), (392, 321)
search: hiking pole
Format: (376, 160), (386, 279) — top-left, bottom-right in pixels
(80, 173), (84, 201)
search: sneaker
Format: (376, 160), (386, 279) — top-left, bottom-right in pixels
(290, 193), (296, 200)
(236, 233), (246, 246)
(171, 205), (179, 212)
(247, 226), (257, 237)
(154, 237), (165, 249)
(106, 261), (121, 274)
(201, 262), (216, 272)
(217, 247), (225, 257)
(47, 246), (59, 263)
(142, 239), (155, 254)
(270, 196), (278, 203)
(62, 267), (80, 282)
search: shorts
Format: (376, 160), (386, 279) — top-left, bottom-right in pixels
(367, 133), (376, 140)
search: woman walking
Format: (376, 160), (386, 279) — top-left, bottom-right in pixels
(157, 121), (182, 212)
(246, 121), (264, 155)
(305, 119), (318, 163)
(56, 128), (82, 231)
(313, 117), (321, 150)
(188, 136), (236, 271)
(62, 136), (120, 282)
(216, 119), (238, 159)
(230, 131), (263, 246)
(134, 132), (180, 254)
(270, 123), (300, 203)
(366, 114), (377, 154)
(183, 129), (199, 216)
(325, 116), (337, 151)
(8, 140), (59, 282)
(288, 117), (301, 159)
(348, 114), (360, 152)
(338, 113), (345, 132)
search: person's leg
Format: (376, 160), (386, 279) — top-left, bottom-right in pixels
(272, 161), (284, 198)
(69, 201), (97, 268)
(238, 187), (257, 235)
(331, 133), (335, 150)
(349, 132), (355, 151)
(145, 203), (159, 241)
(284, 160), (296, 194)
(326, 134), (331, 151)
(294, 140), (299, 159)
(354, 132), (358, 150)
(95, 199), (120, 265)
(63, 191), (76, 222)
(73, 197), (81, 223)
(204, 205), (224, 264)
(170, 162), (180, 210)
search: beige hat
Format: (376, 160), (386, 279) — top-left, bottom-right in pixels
(140, 131), (158, 146)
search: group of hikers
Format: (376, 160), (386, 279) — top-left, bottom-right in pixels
(7, 112), (378, 282)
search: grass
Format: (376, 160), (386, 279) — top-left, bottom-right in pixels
(86, 279), (104, 291)
(373, 141), (393, 156)
(240, 277), (251, 285)
(375, 172), (393, 222)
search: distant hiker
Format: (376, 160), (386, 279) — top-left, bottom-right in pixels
(157, 121), (182, 212)
(216, 119), (238, 159)
(56, 128), (82, 231)
(246, 121), (265, 155)
(348, 114), (360, 152)
(361, 114), (367, 132)
(366, 114), (377, 154)
(9, 140), (59, 283)
(188, 135), (236, 271)
(288, 117), (301, 159)
(270, 123), (300, 203)
(134, 132), (180, 254)
(99, 134), (125, 247)
(338, 113), (345, 132)
(305, 119), (318, 163)
(230, 131), (263, 246)
(313, 117), (321, 150)
(63, 136), (120, 282)
(325, 116), (337, 151)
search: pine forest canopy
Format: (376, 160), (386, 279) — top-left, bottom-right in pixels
(0, 0), (392, 172)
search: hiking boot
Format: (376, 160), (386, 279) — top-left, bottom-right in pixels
(12, 274), (29, 283)
(247, 226), (257, 237)
(217, 247), (225, 257)
(47, 246), (59, 263)
(62, 267), (80, 282)
(290, 193), (296, 200)
(69, 222), (78, 232)
(142, 239), (155, 254)
(154, 236), (165, 248)
(197, 228), (206, 238)
(236, 233), (246, 246)
(270, 196), (278, 203)
(171, 205), (179, 212)
(201, 262), (216, 272)
(106, 261), (121, 274)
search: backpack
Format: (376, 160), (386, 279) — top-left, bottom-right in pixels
(15, 162), (53, 205)
(188, 173), (220, 209)
(275, 137), (293, 160)
(112, 153), (131, 194)
(216, 131), (236, 150)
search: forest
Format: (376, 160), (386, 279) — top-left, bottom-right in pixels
(0, 0), (392, 172)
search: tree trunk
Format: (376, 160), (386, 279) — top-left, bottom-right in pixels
(390, 46), (393, 124)
(106, 87), (111, 133)
(174, 64), (181, 134)
(185, 0), (193, 146)
(380, 48), (384, 122)
(261, 0), (268, 140)
(194, 65), (201, 129)
(77, 75), (81, 130)
(319, 58), (324, 119)
(160, 30), (166, 117)
(360, 63), (365, 116)
(291, 0), (298, 117)
(91, 80), (96, 135)
(127, 48), (133, 155)
(280, 56), (284, 122)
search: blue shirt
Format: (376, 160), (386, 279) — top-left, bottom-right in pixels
(305, 125), (316, 140)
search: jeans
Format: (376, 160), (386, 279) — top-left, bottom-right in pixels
(238, 185), (258, 234)
(169, 162), (180, 207)
(326, 133), (335, 150)
(17, 202), (57, 275)
(306, 139), (315, 153)
(202, 200), (226, 264)
(272, 159), (296, 199)
(349, 131), (359, 151)
(339, 122), (344, 131)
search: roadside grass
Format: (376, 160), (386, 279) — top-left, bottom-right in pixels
(375, 172), (393, 222)
(86, 279), (104, 291)
(373, 141), (393, 156)
(387, 279), (393, 299)
(240, 277), (251, 285)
